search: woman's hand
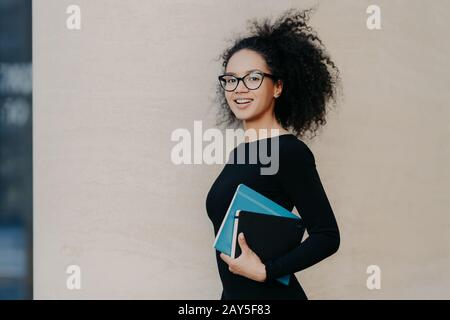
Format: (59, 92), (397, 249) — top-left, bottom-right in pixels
(220, 232), (267, 282)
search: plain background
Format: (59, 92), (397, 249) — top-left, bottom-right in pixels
(33, 0), (450, 299)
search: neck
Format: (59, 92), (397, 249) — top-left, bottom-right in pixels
(243, 111), (289, 142)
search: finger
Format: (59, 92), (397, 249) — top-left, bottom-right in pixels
(220, 252), (233, 265)
(238, 232), (249, 252)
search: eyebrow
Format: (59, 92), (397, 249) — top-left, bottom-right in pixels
(224, 69), (262, 76)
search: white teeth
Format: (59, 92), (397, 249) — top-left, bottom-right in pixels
(235, 99), (253, 104)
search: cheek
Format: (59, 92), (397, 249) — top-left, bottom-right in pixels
(225, 93), (233, 105)
(263, 84), (274, 99)
(255, 87), (273, 107)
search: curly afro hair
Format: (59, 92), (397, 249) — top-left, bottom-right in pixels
(214, 7), (341, 140)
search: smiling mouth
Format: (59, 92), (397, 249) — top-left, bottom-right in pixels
(234, 98), (253, 105)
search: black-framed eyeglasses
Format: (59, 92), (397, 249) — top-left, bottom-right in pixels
(218, 70), (276, 92)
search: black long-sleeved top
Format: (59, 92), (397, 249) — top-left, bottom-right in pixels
(206, 134), (340, 300)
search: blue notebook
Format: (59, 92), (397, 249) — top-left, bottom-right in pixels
(213, 183), (304, 285)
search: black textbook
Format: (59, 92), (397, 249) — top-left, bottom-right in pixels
(231, 210), (306, 262)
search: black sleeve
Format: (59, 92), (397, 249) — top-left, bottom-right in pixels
(263, 141), (340, 281)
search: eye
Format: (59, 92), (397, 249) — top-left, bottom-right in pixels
(248, 73), (263, 82)
(221, 76), (236, 84)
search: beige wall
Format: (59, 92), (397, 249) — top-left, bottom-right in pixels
(33, 0), (450, 299)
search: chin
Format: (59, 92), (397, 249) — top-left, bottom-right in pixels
(231, 110), (255, 121)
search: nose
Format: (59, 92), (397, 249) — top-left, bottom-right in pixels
(235, 79), (249, 93)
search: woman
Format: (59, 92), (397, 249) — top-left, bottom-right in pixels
(206, 8), (341, 300)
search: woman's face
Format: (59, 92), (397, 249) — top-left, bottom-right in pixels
(224, 49), (282, 122)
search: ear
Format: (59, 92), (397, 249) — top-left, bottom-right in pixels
(274, 79), (283, 98)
